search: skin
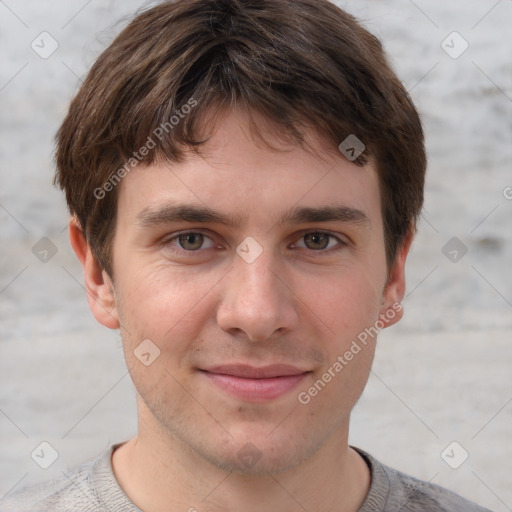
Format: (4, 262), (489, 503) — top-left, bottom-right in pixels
(70, 108), (412, 512)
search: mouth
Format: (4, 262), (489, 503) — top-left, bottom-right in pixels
(198, 364), (312, 402)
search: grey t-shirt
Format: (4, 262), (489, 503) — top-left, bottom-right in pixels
(0, 444), (493, 511)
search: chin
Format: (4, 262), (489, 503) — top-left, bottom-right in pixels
(200, 428), (321, 476)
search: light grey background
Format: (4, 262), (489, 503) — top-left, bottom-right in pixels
(1, 0), (511, 510)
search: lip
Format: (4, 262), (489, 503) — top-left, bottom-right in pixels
(199, 364), (311, 402)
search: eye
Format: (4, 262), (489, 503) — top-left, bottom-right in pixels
(293, 231), (345, 251)
(166, 232), (216, 252)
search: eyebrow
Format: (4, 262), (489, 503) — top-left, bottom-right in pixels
(278, 205), (369, 226)
(136, 203), (370, 229)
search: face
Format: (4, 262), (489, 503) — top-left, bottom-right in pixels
(83, 109), (408, 475)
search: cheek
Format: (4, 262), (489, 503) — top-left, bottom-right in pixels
(114, 265), (214, 407)
(116, 262), (220, 342)
(295, 270), (382, 417)
(299, 265), (385, 341)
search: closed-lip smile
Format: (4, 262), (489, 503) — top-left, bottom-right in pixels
(199, 364), (311, 401)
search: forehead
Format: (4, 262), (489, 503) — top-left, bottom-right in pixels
(116, 109), (382, 227)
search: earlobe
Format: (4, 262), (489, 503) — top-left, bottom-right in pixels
(379, 228), (415, 328)
(68, 217), (120, 330)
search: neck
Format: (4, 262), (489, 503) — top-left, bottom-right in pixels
(112, 412), (370, 512)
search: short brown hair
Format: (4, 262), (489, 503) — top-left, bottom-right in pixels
(55, 0), (426, 277)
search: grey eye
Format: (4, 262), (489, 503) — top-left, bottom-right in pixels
(177, 233), (204, 250)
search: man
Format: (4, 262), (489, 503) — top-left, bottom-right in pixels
(2, 0), (492, 510)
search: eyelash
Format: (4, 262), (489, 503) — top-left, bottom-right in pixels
(162, 230), (347, 256)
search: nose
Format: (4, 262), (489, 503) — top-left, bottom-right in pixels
(216, 249), (299, 342)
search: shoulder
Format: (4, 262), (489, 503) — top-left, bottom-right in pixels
(0, 446), (136, 512)
(386, 469), (494, 512)
(353, 447), (494, 512)
(1, 462), (99, 512)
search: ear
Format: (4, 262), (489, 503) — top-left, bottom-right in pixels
(68, 217), (120, 329)
(378, 228), (415, 328)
